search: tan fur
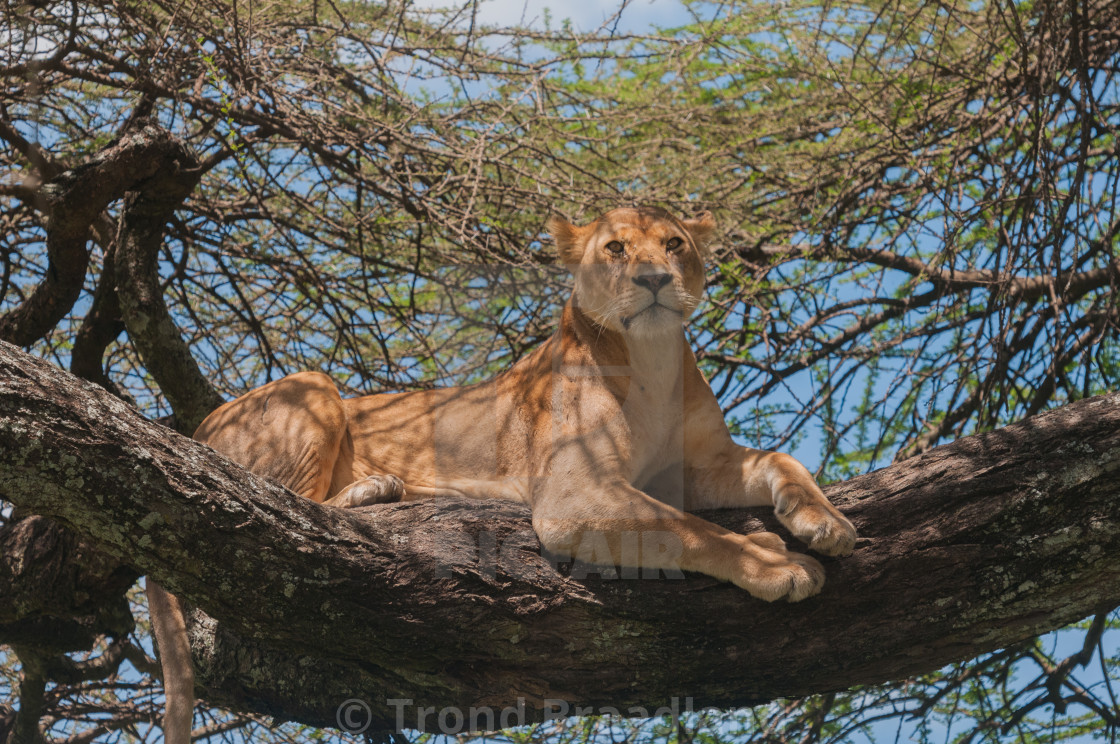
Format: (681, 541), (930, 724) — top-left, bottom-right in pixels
(146, 579), (194, 744)
(151, 206), (857, 742)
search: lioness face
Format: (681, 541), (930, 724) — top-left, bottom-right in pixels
(549, 207), (715, 338)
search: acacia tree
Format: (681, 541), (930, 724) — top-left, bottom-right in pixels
(1, 0), (1119, 742)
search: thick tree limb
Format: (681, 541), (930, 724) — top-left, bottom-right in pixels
(0, 118), (220, 432)
(0, 125), (197, 347)
(111, 130), (222, 435)
(7, 647), (48, 744)
(0, 341), (1118, 733)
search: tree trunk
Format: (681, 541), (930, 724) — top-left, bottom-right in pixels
(0, 340), (1118, 733)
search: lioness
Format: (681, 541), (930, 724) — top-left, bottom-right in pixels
(149, 206), (856, 744)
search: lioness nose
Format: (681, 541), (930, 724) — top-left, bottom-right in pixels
(632, 273), (672, 294)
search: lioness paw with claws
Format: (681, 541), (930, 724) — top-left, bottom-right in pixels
(732, 533), (827, 602)
(782, 498), (858, 557)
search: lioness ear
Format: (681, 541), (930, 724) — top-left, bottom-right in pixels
(682, 211), (716, 256)
(547, 215), (590, 266)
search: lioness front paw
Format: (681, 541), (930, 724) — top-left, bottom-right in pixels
(807, 510), (857, 556)
(325, 474), (405, 508)
(781, 498), (858, 557)
(732, 533), (825, 602)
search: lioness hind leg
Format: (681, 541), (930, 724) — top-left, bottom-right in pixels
(324, 474), (404, 508)
(153, 373), (383, 744)
(193, 371), (349, 503)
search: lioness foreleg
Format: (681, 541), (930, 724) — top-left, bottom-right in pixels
(682, 372), (857, 557)
(686, 447), (857, 557)
(532, 485), (825, 601)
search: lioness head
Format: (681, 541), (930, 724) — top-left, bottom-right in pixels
(548, 207), (715, 337)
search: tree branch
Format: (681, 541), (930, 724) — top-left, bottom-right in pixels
(69, 244), (128, 399)
(0, 515), (136, 652)
(7, 647), (48, 744)
(740, 241), (1120, 303)
(0, 125), (201, 348)
(0, 340), (1118, 733)
(110, 131), (222, 434)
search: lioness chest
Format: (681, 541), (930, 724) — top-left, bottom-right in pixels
(616, 338), (688, 501)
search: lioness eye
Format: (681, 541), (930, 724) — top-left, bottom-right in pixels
(605, 240), (625, 254)
(666, 237), (683, 251)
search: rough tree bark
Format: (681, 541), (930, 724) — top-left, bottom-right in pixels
(0, 515), (136, 652)
(1, 340), (1118, 733)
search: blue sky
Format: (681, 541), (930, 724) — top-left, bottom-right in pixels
(412, 0), (694, 33)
